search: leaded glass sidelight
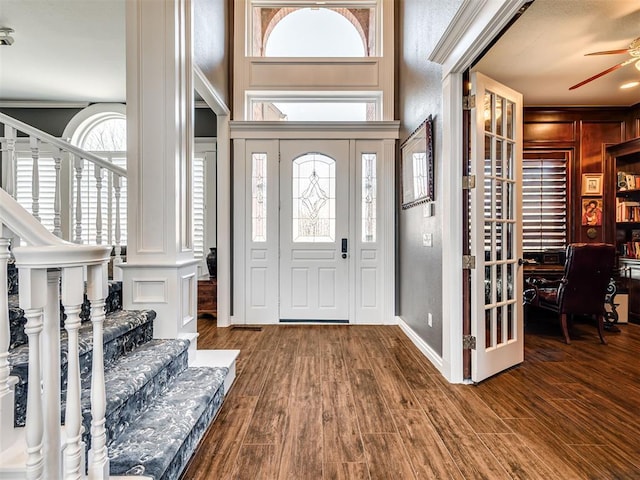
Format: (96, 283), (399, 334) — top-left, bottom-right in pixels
(292, 153), (336, 242)
(362, 153), (377, 242)
(252, 153), (267, 242)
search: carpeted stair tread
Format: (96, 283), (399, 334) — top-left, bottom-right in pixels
(8, 309), (156, 369)
(8, 280), (123, 350)
(9, 308), (156, 427)
(8, 295), (25, 350)
(76, 338), (191, 446)
(109, 366), (228, 480)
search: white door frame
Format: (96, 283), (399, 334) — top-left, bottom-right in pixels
(429, 0), (530, 383)
(230, 121), (399, 325)
(194, 66), (232, 327)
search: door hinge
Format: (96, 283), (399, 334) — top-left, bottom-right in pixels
(462, 175), (476, 190)
(463, 94), (476, 110)
(462, 255), (476, 269)
(463, 335), (476, 350)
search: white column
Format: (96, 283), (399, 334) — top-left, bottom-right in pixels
(122, 0), (198, 345)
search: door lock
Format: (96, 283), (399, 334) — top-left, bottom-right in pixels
(341, 238), (348, 259)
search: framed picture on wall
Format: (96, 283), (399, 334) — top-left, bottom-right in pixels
(581, 197), (603, 226)
(401, 115), (434, 209)
(582, 173), (603, 196)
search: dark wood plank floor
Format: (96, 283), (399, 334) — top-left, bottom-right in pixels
(182, 316), (640, 479)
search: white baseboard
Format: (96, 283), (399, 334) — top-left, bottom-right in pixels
(396, 316), (444, 373)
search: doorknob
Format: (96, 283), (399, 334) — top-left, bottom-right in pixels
(341, 238), (348, 259)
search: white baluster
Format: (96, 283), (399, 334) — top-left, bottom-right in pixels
(0, 238), (18, 450)
(30, 137), (41, 222)
(53, 149), (63, 238)
(2, 126), (17, 197)
(74, 156), (84, 244)
(61, 266), (85, 479)
(87, 263), (109, 479)
(113, 175), (123, 281)
(19, 267), (48, 480)
(42, 270), (62, 479)
(94, 166), (103, 245)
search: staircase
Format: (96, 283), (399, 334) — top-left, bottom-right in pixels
(0, 114), (238, 479)
(5, 279), (229, 479)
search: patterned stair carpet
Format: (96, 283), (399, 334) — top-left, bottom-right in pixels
(109, 366), (227, 480)
(6, 279), (229, 480)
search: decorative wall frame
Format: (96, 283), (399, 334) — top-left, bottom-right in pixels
(582, 173), (603, 196)
(401, 115), (434, 209)
(581, 197), (603, 227)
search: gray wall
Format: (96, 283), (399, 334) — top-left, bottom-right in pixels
(194, 0), (230, 108)
(397, 0), (463, 356)
(0, 107), (217, 138)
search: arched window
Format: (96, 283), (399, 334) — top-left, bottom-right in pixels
(265, 8), (365, 57)
(252, 4), (377, 57)
(65, 104), (128, 246)
(63, 105), (210, 262)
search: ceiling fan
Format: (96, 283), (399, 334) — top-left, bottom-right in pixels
(569, 36), (640, 90)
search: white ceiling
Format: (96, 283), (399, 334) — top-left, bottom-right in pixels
(0, 0), (126, 104)
(0, 0), (639, 107)
(474, 0), (640, 107)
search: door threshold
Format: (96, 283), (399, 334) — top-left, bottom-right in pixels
(279, 318), (349, 324)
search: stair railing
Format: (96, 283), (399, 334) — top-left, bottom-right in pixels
(0, 188), (111, 479)
(0, 112), (127, 279)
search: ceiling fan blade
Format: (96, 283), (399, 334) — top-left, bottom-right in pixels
(569, 58), (635, 90)
(585, 49), (630, 56)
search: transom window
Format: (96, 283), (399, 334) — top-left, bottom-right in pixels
(250, 96), (378, 121)
(251, 2), (378, 57)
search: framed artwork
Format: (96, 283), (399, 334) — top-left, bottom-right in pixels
(582, 173), (603, 196)
(401, 116), (434, 209)
(581, 197), (603, 226)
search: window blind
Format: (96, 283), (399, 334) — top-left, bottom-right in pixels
(15, 151), (57, 233)
(192, 154), (206, 260)
(522, 152), (568, 252)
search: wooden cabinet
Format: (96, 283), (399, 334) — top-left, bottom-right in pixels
(197, 278), (217, 317)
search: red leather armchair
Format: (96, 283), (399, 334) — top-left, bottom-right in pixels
(528, 243), (615, 344)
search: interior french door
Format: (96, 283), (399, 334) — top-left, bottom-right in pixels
(279, 140), (350, 321)
(470, 72), (524, 382)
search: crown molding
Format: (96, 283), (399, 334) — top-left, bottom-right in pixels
(429, 0), (528, 76)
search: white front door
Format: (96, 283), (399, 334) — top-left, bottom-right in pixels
(279, 140), (350, 321)
(470, 72), (524, 382)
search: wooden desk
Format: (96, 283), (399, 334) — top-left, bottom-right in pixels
(198, 277), (217, 317)
(523, 264), (564, 280)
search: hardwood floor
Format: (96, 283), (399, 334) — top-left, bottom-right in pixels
(182, 317), (640, 479)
